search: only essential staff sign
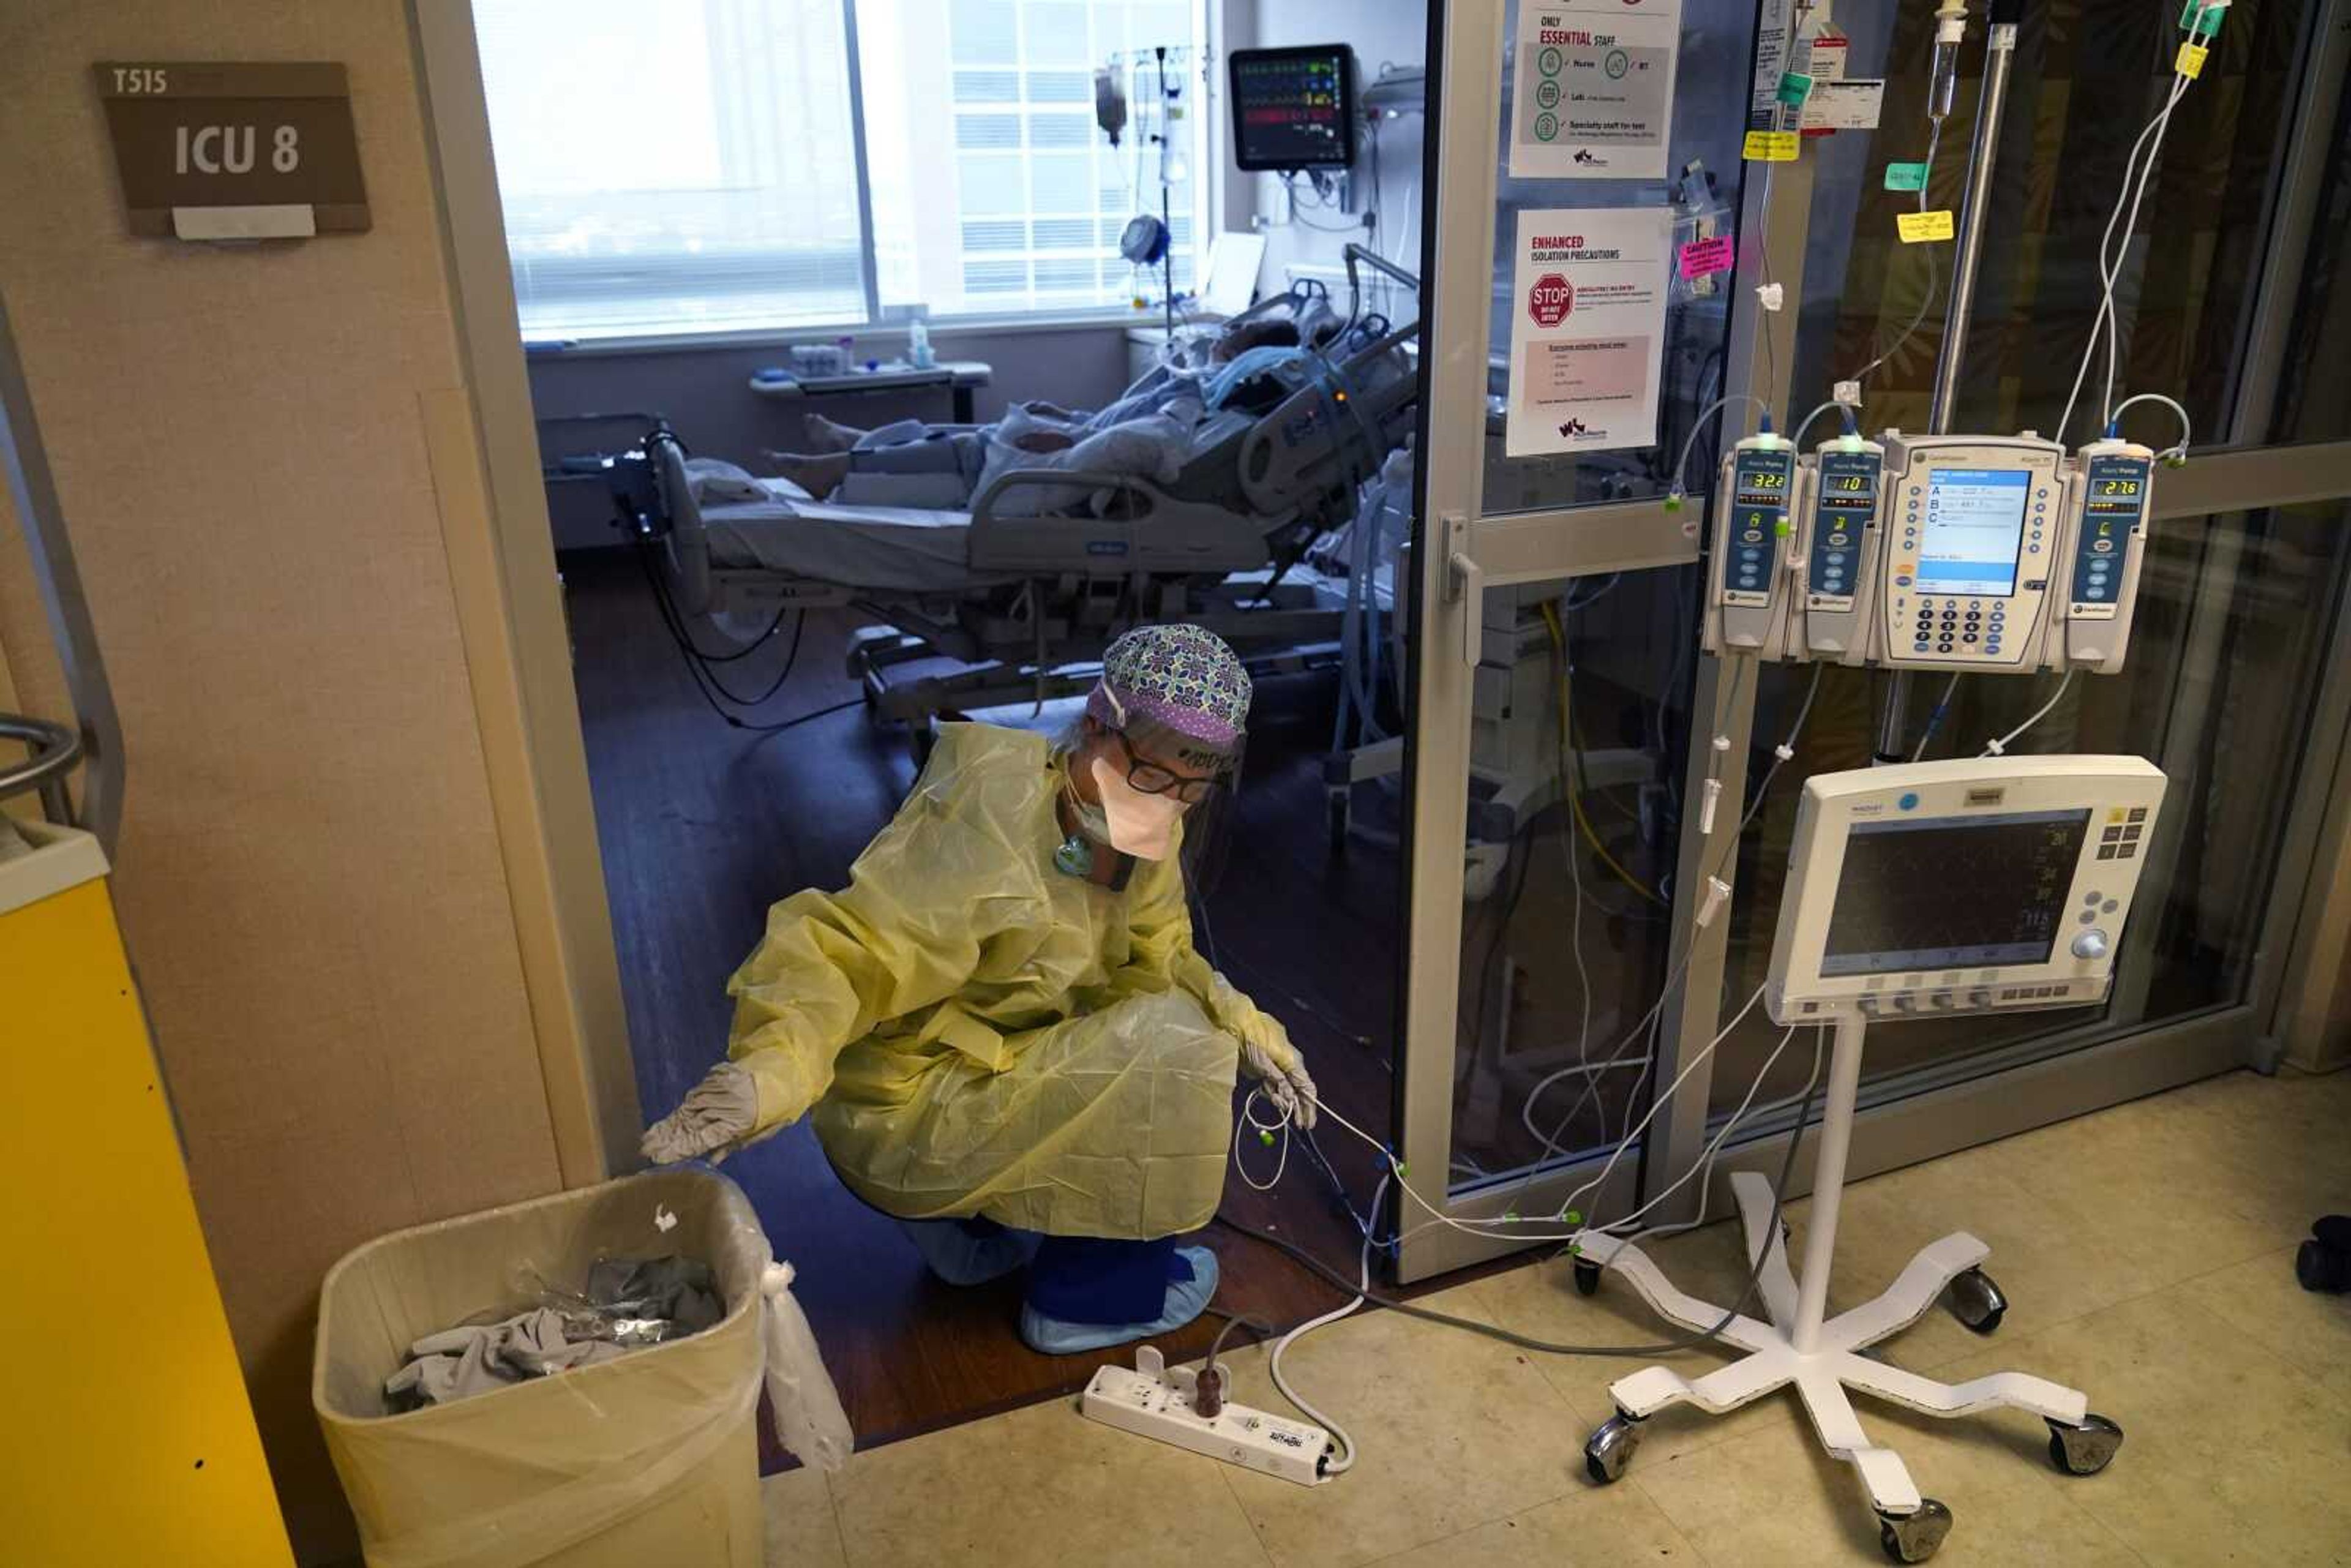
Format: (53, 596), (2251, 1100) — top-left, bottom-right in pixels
(95, 62), (369, 240)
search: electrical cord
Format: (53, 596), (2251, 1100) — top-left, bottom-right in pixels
(1516, 661), (1820, 1175)
(1265, 1175), (1382, 1474)
(635, 542), (814, 710)
(1199, 1310), (1275, 1379)
(1216, 1041), (1825, 1359)
(1542, 601), (1601, 1138)
(1612, 1022), (1821, 1245)
(700, 611), (809, 707)
(1543, 602), (1665, 906)
(650, 593), (864, 736)
(673, 606), (793, 663)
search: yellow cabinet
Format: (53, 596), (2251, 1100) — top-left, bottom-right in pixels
(0, 822), (293, 1566)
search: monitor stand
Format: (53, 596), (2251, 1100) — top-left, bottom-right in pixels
(1571, 1011), (2125, 1564)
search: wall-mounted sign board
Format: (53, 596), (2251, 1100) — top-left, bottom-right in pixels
(94, 62), (369, 239)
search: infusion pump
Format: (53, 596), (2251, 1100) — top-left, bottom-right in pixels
(1703, 429), (2157, 675)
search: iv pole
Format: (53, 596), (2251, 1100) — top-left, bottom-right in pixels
(1874, 0), (2023, 763)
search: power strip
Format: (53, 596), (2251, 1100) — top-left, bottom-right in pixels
(1080, 1345), (1332, 1486)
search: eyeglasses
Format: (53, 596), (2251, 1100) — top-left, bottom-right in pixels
(1114, 731), (1225, 804)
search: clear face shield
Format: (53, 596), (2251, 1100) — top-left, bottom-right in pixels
(1068, 707), (1245, 891)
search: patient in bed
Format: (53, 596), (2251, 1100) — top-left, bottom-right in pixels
(765, 373), (1205, 514)
(761, 298), (1340, 514)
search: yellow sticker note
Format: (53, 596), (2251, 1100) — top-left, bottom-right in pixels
(1742, 130), (1801, 163)
(2175, 42), (2208, 78)
(1897, 209), (1955, 243)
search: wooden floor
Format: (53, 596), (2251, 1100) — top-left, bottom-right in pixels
(561, 549), (1408, 1462)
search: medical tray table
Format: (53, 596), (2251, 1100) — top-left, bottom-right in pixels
(749, 359), (992, 424)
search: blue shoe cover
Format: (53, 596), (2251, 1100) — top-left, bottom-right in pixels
(899, 1218), (1043, 1286)
(1018, 1246), (1220, 1354)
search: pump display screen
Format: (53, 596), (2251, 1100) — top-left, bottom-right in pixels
(1821, 809), (2089, 974)
(1917, 468), (2032, 596)
(1229, 46), (1355, 170)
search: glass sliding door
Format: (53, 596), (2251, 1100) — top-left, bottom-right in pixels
(1399, 0), (2351, 1280)
(1397, 0), (1769, 1278)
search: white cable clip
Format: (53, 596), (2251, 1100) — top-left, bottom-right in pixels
(1756, 282), (1785, 313)
(1700, 777), (1723, 835)
(1832, 378), (1862, 407)
(1710, 732), (1731, 754)
(1983, 737), (2008, 756)
(1774, 742), (1795, 761)
(1695, 874), (1734, 928)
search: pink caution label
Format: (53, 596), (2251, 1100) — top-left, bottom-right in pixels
(1678, 236), (1735, 280)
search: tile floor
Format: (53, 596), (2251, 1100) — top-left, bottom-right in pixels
(760, 1067), (2351, 1567)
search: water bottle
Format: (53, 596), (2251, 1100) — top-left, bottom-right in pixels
(907, 318), (936, 370)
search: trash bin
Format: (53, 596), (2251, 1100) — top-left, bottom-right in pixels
(313, 1168), (774, 1568)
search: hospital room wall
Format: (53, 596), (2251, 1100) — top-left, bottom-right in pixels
(0, 7), (596, 1559)
(526, 326), (1136, 550)
(1231, 0), (1428, 302)
(0, 491), (74, 811)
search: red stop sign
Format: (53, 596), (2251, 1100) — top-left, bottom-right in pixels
(1528, 273), (1574, 328)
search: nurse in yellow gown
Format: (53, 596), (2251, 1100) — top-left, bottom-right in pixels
(643, 624), (1318, 1351)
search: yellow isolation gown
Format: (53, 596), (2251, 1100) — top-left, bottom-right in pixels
(724, 722), (1292, 1239)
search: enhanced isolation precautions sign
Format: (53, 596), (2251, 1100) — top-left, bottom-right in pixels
(1510, 0), (1683, 180)
(1505, 208), (1670, 456)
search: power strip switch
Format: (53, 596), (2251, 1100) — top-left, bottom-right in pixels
(1080, 1345), (1333, 1487)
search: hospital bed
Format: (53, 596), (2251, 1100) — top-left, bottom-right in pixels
(639, 246), (1422, 735)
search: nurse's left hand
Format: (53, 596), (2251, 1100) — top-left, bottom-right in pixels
(1239, 1021), (1318, 1132)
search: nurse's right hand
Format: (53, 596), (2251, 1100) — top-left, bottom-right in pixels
(641, 1060), (761, 1165)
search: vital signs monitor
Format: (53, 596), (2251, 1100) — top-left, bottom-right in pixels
(1228, 45), (1356, 171)
(1766, 755), (2167, 1024)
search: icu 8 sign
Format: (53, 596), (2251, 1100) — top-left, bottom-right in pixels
(94, 61), (370, 236)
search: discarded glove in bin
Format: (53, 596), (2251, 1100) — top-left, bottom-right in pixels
(315, 1169), (850, 1568)
(383, 1255), (728, 1411)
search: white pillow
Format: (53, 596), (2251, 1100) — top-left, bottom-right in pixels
(683, 456), (768, 506)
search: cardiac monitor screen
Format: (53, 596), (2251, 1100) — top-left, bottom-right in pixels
(1229, 46), (1354, 170)
(1918, 469), (2032, 596)
(1821, 809), (2088, 974)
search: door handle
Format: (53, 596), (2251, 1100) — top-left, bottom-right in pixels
(1444, 510), (1483, 668)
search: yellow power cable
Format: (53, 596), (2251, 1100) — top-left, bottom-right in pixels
(1541, 602), (1666, 906)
